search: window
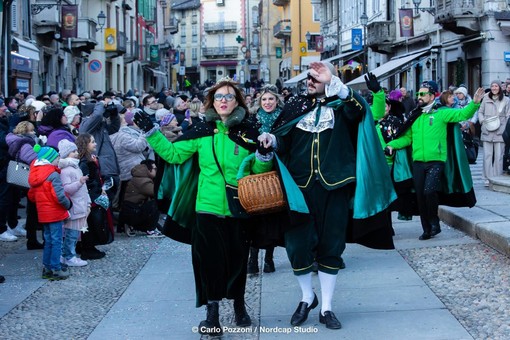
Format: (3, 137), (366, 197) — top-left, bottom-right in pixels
(307, 35), (320, 51)
(217, 0), (225, 6)
(313, 4), (320, 22)
(192, 48), (197, 65)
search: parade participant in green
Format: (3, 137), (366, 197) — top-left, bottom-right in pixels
(134, 78), (273, 337)
(259, 62), (396, 330)
(386, 81), (485, 240)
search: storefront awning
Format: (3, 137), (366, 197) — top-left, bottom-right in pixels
(284, 50), (363, 86)
(144, 67), (166, 78)
(346, 50), (429, 89)
(12, 37), (40, 61)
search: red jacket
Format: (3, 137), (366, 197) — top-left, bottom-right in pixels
(28, 160), (71, 223)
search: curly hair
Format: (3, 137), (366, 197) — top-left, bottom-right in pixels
(76, 133), (94, 162)
(13, 121), (35, 135)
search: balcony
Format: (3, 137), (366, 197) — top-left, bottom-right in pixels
(272, 0), (289, 6)
(70, 18), (98, 54)
(124, 42), (138, 64)
(367, 21), (396, 54)
(273, 19), (291, 39)
(435, 0), (482, 34)
(204, 21), (237, 33)
(202, 46), (239, 58)
(166, 17), (179, 34)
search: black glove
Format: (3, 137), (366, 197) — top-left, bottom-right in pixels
(364, 72), (381, 93)
(103, 103), (118, 119)
(134, 111), (155, 133)
(257, 141), (273, 155)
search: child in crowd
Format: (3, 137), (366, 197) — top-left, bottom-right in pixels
(121, 159), (163, 237)
(28, 145), (72, 280)
(76, 133), (109, 260)
(58, 139), (91, 267)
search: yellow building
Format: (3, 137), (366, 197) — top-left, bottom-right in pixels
(273, 1), (321, 82)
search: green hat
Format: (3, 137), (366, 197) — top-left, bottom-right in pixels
(34, 144), (59, 163)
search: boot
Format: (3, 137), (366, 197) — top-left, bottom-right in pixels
(198, 302), (222, 336)
(234, 298), (251, 327)
(247, 247), (259, 274)
(263, 247), (275, 273)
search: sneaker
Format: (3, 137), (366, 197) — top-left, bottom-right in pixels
(146, 230), (164, 238)
(9, 226), (26, 237)
(49, 269), (70, 281)
(125, 225), (136, 237)
(65, 256), (88, 267)
(0, 230), (17, 242)
(42, 267), (53, 279)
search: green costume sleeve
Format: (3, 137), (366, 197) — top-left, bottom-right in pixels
(147, 130), (198, 165)
(387, 128), (412, 150)
(439, 101), (480, 123)
(370, 90), (387, 121)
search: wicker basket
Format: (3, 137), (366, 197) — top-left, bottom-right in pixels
(238, 170), (286, 215)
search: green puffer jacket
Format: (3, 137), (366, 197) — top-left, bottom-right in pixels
(388, 101), (480, 162)
(147, 121), (272, 217)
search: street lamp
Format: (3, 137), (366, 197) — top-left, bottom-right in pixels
(96, 10), (106, 32)
(412, 0), (436, 15)
(305, 31), (311, 49)
(360, 12), (368, 74)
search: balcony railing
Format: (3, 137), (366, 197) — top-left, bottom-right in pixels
(202, 46), (239, 58)
(367, 21), (395, 46)
(435, 0), (482, 33)
(69, 18), (98, 53)
(273, 19), (291, 38)
(204, 21), (237, 33)
(166, 17), (179, 34)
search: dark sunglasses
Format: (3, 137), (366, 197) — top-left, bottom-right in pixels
(307, 73), (320, 83)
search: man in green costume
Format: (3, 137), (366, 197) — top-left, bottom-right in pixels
(259, 62), (396, 329)
(386, 81), (485, 240)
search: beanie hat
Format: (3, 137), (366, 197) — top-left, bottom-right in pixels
(64, 105), (80, 123)
(160, 113), (176, 127)
(454, 86), (468, 96)
(30, 100), (46, 112)
(58, 139), (78, 159)
(124, 110), (135, 126)
(421, 80), (439, 96)
(156, 108), (171, 121)
(34, 144), (59, 163)
(128, 96), (139, 108)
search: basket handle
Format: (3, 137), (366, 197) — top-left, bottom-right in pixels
(236, 153), (256, 181)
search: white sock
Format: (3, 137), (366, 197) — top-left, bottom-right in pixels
(318, 271), (337, 315)
(296, 273), (314, 304)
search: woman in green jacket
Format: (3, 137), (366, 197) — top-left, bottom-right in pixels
(134, 78), (273, 336)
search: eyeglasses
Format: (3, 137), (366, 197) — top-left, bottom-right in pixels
(307, 73), (320, 84)
(214, 93), (236, 102)
(416, 92), (432, 97)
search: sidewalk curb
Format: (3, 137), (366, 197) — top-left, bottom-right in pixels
(439, 206), (510, 257)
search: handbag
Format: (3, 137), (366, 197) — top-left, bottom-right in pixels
(211, 137), (249, 219)
(485, 115), (501, 132)
(6, 160), (30, 188)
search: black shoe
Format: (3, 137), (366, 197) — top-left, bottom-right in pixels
(234, 299), (252, 327)
(27, 241), (44, 250)
(431, 225), (441, 236)
(263, 258), (275, 273)
(81, 247), (106, 260)
(198, 302), (222, 336)
(339, 257), (346, 270)
(0, 275), (5, 283)
(290, 293), (318, 326)
(319, 311), (342, 329)
(419, 232), (432, 240)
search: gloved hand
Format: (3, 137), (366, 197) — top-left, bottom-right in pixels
(257, 141), (273, 155)
(364, 72), (381, 93)
(134, 111), (155, 133)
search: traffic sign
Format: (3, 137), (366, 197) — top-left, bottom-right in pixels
(88, 59), (102, 73)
